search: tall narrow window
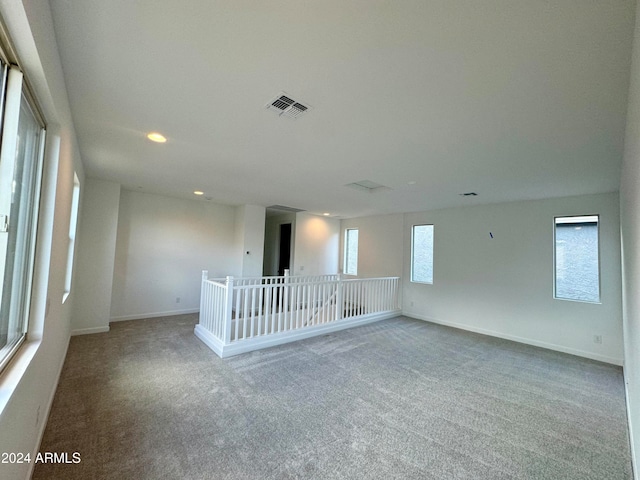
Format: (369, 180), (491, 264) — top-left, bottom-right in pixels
(411, 224), (434, 284)
(344, 228), (358, 275)
(0, 66), (46, 372)
(554, 215), (600, 303)
(63, 173), (80, 303)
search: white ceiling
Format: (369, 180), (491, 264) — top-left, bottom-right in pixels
(49, 0), (636, 218)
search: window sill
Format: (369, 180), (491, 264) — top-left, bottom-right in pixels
(0, 340), (40, 418)
(553, 297), (602, 305)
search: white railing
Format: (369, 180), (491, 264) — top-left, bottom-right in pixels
(195, 271), (400, 358)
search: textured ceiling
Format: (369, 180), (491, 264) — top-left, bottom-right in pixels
(49, 0), (636, 218)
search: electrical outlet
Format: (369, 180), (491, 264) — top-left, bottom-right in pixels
(593, 335), (602, 344)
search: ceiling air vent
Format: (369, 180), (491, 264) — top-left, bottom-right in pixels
(266, 92), (311, 119)
(345, 180), (391, 194)
(459, 192), (478, 196)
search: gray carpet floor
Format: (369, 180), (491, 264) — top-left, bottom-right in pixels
(33, 314), (632, 479)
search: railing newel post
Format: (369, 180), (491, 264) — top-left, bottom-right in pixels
(199, 270), (208, 327)
(336, 273), (343, 321)
(224, 276), (234, 344)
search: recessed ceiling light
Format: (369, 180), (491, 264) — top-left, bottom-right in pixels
(193, 191), (204, 196)
(408, 181), (416, 185)
(323, 212), (330, 216)
(147, 132), (167, 143)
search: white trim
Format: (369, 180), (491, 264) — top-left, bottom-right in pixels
(404, 311), (623, 366)
(0, 341), (38, 417)
(70, 326), (110, 336)
(110, 308), (199, 322)
(196, 310), (401, 358)
(194, 324), (225, 357)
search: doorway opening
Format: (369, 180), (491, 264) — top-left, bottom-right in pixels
(278, 223), (292, 276)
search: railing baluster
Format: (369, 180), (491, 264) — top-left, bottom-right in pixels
(258, 286), (264, 336)
(277, 280), (282, 332)
(271, 282), (277, 334)
(243, 289), (248, 339)
(263, 281), (269, 335)
(199, 274), (400, 355)
(293, 284), (298, 329)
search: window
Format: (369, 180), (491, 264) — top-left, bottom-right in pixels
(411, 224), (434, 283)
(63, 173), (80, 303)
(344, 228), (358, 275)
(0, 65), (46, 372)
(554, 215), (600, 303)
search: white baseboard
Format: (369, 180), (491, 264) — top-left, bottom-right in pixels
(70, 326), (110, 336)
(196, 310), (401, 358)
(404, 311), (624, 366)
(110, 308), (199, 322)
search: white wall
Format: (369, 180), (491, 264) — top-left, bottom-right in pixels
(403, 193), (623, 365)
(340, 214), (404, 277)
(110, 190), (239, 320)
(620, 0), (640, 473)
(71, 178), (120, 334)
(235, 204), (266, 277)
(0, 1), (85, 479)
(293, 213), (340, 276)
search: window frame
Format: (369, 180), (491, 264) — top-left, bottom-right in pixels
(343, 228), (359, 276)
(0, 68), (46, 374)
(553, 214), (601, 304)
(411, 224), (434, 284)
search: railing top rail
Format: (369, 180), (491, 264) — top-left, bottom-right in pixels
(228, 276), (400, 290)
(234, 274), (339, 280)
(231, 279), (336, 290)
(342, 276), (400, 281)
(203, 273), (399, 290)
